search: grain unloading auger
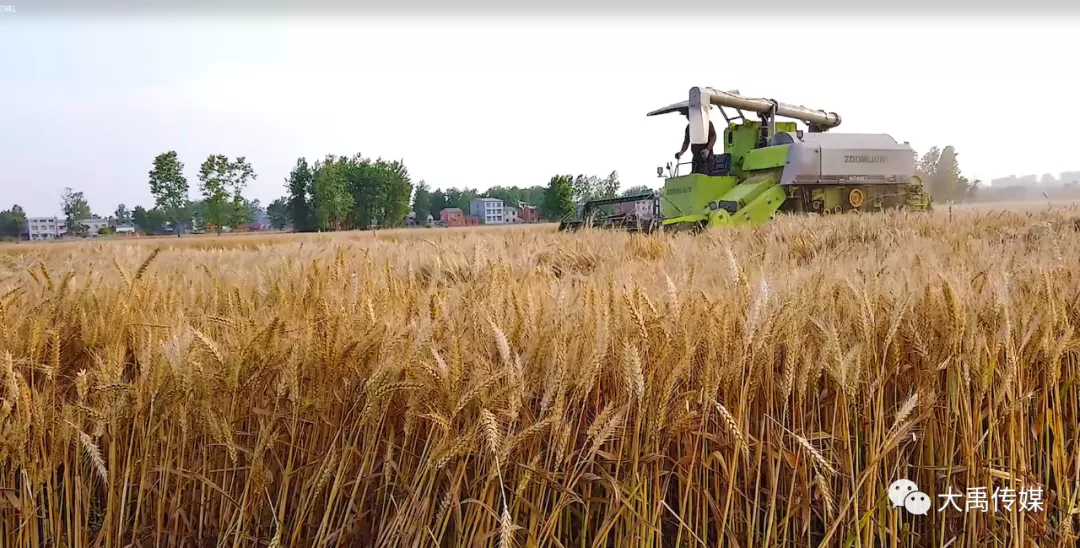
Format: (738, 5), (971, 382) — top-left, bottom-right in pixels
(558, 87), (931, 232)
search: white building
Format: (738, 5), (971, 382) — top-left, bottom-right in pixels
(503, 206), (519, 224)
(470, 197), (505, 224)
(82, 218), (110, 235)
(26, 217), (63, 240)
(26, 216), (111, 240)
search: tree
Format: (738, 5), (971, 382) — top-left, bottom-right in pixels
(438, 187), (480, 215)
(1040, 173), (1057, 186)
(267, 197), (289, 230)
(622, 185), (652, 197)
(198, 154), (256, 234)
(542, 174), (575, 221)
(915, 147), (941, 179)
(340, 154), (413, 229)
(957, 176), (981, 202)
(61, 187), (92, 237)
(227, 157), (257, 228)
(570, 171), (620, 202)
(932, 146), (961, 202)
(286, 157), (315, 232)
(113, 203), (132, 225)
(599, 170), (621, 198)
(0, 205), (26, 240)
(311, 155), (354, 231)
(199, 155), (232, 234)
(148, 151), (190, 237)
(186, 200), (208, 233)
(431, 189), (448, 217)
(412, 179), (433, 222)
(236, 197), (262, 227)
(132, 205), (168, 235)
(132, 205), (148, 233)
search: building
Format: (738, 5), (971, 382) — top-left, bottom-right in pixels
(440, 207), (465, 227)
(518, 204), (541, 223)
(115, 224), (136, 234)
(470, 197), (505, 224)
(26, 216), (111, 240)
(503, 206), (519, 224)
(82, 217), (110, 235)
(26, 216), (62, 240)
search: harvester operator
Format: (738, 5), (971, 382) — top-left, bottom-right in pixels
(675, 112), (717, 175)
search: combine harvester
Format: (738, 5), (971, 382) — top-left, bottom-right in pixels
(559, 87), (931, 232)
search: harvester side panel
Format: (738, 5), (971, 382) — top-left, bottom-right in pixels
(742, 145), (790, 171)
(661, 174), (738, 219)
(778, 141), (821, 186)
(801, 133), (915, 184)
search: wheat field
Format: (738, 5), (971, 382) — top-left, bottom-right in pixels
(1, 206), (1079, 547)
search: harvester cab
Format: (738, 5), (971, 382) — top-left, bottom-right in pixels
(644, 87), (931, 231)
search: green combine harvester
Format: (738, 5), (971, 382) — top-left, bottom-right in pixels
(559, 87), (931, 232)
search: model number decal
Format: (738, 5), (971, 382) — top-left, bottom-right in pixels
(844, 155), (888, 164)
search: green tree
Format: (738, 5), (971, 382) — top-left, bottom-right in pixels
(311, 155), (354, 231)
(185, 200), (207, 233)
(412, 179), (433, 222)
(61, 187), (92, 237)
(267, 197), (289, 230)
(236, 197), (262, 227)
(148, 151), (190, 237)
(542, 174), (575, 221)
(621, 185), (652, 197)
(599, 170), (621, 198)
(570, 171), (620, 202)
(132, 205), (149, 234)
(198, 155), (256, 233)
(286, 157), (315, 232)
(113, 203), (132, 225)
(132, 205), (168, 235)
(0, 205), (27, 240)
(340, 154), (414, 229)
(198, 155), (232, 234)
(431, 189), (447, 218)
(438, 187), (480, 215)
(227, 157), (257, 228)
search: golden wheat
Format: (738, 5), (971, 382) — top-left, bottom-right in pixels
(1, 206), (1079, 546)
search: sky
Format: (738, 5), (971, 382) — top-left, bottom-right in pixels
(2, 13), (1079, 217)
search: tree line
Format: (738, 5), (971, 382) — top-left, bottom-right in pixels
(0, 151), (627, 240)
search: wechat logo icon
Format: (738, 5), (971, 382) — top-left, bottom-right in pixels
(889, 479), (931, 516)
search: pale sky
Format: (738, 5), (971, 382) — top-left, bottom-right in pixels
(2, 14), (1078, 216)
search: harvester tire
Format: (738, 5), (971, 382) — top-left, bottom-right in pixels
(848, 188), (865, 208)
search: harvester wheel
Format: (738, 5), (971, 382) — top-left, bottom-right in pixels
(848, 188), (865, 208)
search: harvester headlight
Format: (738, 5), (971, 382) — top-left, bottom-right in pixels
(709, 201), (719, 211)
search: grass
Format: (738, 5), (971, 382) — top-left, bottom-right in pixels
(1, 206), (1079, 547)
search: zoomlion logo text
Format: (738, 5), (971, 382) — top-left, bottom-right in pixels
(844, 155), (888, 164)
(666, 187), (693, 195)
